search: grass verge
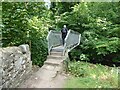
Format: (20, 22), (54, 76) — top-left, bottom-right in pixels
(64, 61), (118, 88)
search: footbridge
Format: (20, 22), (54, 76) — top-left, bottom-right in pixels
(47, 30), (81, 56)
(20, 30), (81, 88)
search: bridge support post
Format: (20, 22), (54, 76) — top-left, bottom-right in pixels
(63, 51), (69, 73)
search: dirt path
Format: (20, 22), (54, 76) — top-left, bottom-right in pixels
(19, 64), (68, 88)
(19, 46), (69, 88)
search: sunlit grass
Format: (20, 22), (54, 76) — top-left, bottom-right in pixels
(64, 61), (118, 88)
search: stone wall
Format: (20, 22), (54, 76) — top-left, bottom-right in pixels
(0, 44), (32, 89)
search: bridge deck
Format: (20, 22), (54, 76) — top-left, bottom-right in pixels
(52, 45), (64, 52)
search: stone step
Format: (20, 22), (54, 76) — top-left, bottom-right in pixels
(50, 51), (63, 56)
(47, 55), (65, 60)
(44, 59), (63, 66)
(51, 46), (64, 52)
(51, 48), (64, 52)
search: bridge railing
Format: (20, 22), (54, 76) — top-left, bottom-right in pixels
(63, 30), (81, 55)
(47, 30), (62, 54)
(47, 30), (81, 55)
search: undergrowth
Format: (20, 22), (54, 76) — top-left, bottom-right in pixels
(64, 61), (118, 88)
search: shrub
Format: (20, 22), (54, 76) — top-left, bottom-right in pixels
(2, 2), (49, 66)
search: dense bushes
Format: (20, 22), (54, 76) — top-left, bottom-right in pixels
(27, 16), (48, 66)
(54, 2), (120, 65)
(2, 2), (49, 66)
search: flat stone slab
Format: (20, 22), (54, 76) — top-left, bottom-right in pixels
(47, 55), (65, 60)
(50, 51), (63, 56)
(52, 46), (64, 50)
(52, 46), (64, 52)
(41, 64), (55, 71)
(44, 59), (64, 66)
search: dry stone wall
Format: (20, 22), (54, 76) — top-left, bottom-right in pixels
(0, 44), (32, 89)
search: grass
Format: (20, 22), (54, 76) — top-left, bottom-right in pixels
(64, 61), (118, 88)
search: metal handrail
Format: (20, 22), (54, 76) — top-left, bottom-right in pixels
(63, 30), (71, 55)
(47, 30), (81, 55)
(47, 30), (62, 55)
(47, 30), (52, 55)
(68, 34), (81, 52)
(47, 30), (52, 40)
(63, 30), (81, 55)
(65, 30), (71, 42)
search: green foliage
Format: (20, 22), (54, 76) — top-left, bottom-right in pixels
(27, 16), (48, 66)
(80, 54), (89, 61)
(55, 2), (120, 63)
(2, 2), (120, 66)
(65, 61), (118, 88)
(2, 2), (28, 46)
(31, 37), (47, 66)
(2, 2), (49, 66)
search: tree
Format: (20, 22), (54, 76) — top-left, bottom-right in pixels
(56, 2), (120, 64)
(2, 2), (51, 66)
